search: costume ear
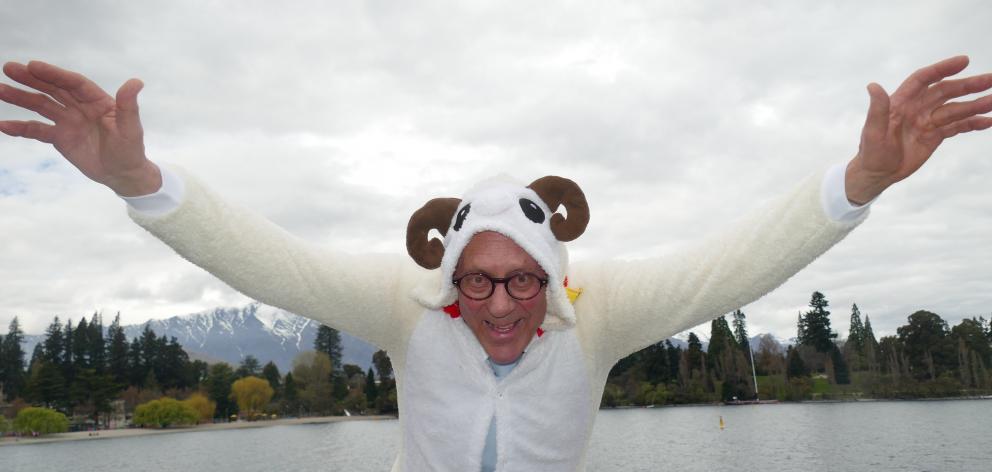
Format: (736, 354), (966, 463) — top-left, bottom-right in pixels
(406, 198), (462, 269)
(527, 176), (589, 242)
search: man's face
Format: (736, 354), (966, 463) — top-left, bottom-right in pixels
(455, 231), (548, 365)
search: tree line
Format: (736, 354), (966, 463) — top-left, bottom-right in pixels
(603, 291), (992, 406)
(0, 313), (397, 429)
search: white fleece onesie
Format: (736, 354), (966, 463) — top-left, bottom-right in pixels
(127, 164), (866, 471)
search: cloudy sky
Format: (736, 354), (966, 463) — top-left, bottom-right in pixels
(1, 0), (990, 343)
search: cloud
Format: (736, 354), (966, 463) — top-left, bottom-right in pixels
(2, 0), (991, 340)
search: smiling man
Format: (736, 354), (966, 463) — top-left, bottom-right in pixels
(1, 56), (990, 471)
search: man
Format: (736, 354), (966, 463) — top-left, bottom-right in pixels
(1, 57), (990, 470)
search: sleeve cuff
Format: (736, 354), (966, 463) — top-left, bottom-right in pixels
(820, 161), (873, 224)
(120, 165), (186, 217)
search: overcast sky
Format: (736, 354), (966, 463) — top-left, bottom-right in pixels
(1, 0), (990, 344)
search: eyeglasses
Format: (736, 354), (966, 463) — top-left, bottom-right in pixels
(452, 271), (548, 301)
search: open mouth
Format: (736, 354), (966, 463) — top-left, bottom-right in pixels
(484, 318), (523, 334)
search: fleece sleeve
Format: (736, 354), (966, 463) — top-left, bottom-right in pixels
(572, 168), (867, 367)
(126, 166), (424, 353)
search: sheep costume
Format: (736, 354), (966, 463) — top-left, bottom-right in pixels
(127, 164), (866, 471)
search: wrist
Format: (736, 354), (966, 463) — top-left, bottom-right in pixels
(845, 158), (890, 206)
(107, 161), (163, 197)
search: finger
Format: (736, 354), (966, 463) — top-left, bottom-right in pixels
(924, 73), (992, 109)
(0, 120), (57, 143)
(939, 115), (992, 139)
(931, 94), (992, 128)
(0, 82), (67, 121)
(4, 61), (80, 108)
(115, 78), (144, 139)
(892, 55), (970, 100)
(861, 83), (890, 143)
(26, 60), (112, 105)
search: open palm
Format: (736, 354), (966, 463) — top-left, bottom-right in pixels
(850, 56), (992, 203)
(0, 61), (159, 196)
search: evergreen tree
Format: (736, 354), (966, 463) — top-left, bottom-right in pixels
(848, 304), (865, 353)
(798, 291), (837, 352)
(863, 315), (879, 348)
(63, 319), (75, 386)
(73, 317), (91, 371)
(1, 317), (27, 400)
(786, 346), (809, 379)
(127, 337), (144, 386)
(88, 312), (106, 374)
(262, 361), (282, 397)
(365, 367), (378, 404)
(138, 324), (158, 387)
(707, 316), (734, 370)
(314, 325), (343, 371)
(731, 309), (749, 351)
(106, 313), (130, 386)
(207, 363), (236, 418)
(236, 355), (262, 378)
(282, 372), (299, 415)
(665, 340), (681, 382)
(831, 345), (850, 384)
(43, 317), (64, 365)
(25, 360), (66, 409)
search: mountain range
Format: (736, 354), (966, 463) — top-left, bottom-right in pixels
(23, 303), (378, 373)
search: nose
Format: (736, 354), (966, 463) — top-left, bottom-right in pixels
(487, 286), (515, 319)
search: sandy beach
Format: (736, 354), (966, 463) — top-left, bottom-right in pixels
(0, 415), (396, 447)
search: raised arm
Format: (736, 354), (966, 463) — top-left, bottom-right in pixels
(0, 61), (421, 352)
(574, 55), (992, 366)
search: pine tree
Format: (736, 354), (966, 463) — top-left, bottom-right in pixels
(314, 325), (343, 371)
(831, 345), (850, 384)
(43, 317), (64, 365)
(262, 361), (282, 399)
(207, 363), (236, 418)
(798, 291), (837, 353)
(1, 317), (27, 400)
(88, 312), (106, 375)
(365, 367), (378, 404)
(127, 337), (144, 386)
(73, 317), (91, 371)
(848, 304), (865, 353)
(282, 372), (299, 415)
(63, 319), (75, 386)
(106, 313), (130, 386)
(786, 346), (809, 379)
(731, 310), (749, 351)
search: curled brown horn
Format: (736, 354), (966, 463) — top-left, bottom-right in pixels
(527, 176), (589, 242)
(406, 197), (461, 269)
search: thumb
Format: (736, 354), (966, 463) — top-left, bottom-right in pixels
(115, 78), (145, 139)
(861, 82), (890, 143)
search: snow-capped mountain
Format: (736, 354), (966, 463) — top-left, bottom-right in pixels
(23, 303), (378, 373)
(128, 303), (377, 372)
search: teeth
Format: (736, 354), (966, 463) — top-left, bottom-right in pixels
(486, 320), (519, 332)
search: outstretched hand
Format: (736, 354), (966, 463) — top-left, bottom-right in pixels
(0, 61), (161, 196)
(846, 55), (992, 204)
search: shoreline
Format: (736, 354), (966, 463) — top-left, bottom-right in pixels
(0, 414), (396, 447)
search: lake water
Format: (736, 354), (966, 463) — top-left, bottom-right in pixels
(3, 400), (990, 471)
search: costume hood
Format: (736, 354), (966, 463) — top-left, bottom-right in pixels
(406, 175), (589, 330)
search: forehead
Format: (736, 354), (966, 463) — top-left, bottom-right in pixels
(457, 231), (543, 274)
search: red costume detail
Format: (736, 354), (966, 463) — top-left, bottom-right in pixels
(443, 302), (461, 319)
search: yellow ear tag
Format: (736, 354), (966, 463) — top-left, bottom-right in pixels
(566, 286), (583, 304)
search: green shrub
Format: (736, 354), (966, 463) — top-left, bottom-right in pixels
(13, 407), (69, 435)
(133, 397), (199, 428)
